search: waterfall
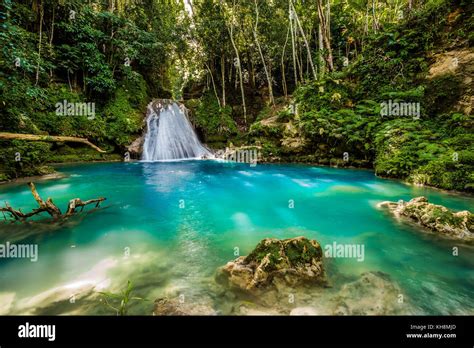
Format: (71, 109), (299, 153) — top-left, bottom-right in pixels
(142, 100), (212, 161)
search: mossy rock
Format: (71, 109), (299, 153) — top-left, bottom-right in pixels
(379, 197), (474, 242)
(217, 236), (325, 292)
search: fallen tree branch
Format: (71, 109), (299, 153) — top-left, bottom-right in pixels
(0, 132), (106, 153)
(28, 182), (62, 219)
(0, 182), (106, 222)
(65, 197), (106, 217)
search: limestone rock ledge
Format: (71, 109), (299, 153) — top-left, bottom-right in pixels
(378, 196), (473, 242)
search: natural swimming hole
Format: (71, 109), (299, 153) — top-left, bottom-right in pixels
(0, 160), (472, 315)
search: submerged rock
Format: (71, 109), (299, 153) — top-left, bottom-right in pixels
(289, 306), (320, 315)
(224, 270), (414, 316)
(330, 271), (409, 315)
(378, 196), (474, 242)
(153, 297), (217, 316)
(216, 236), (325, 292)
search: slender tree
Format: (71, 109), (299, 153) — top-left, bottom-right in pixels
(253, 0), (274, 105)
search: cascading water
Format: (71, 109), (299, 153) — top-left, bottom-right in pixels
(142, 100), (212, 161)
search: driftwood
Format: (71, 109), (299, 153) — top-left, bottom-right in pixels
(0, 182), (106, 222)
(0, 132), (106, 153)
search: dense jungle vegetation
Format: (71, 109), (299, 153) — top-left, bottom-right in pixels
(0, 0), (473, 191)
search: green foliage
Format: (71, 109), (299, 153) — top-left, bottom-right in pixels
(0, 140), (54, 179)
(193, 93), (237, 139)
(0, 0), (178, 176)
(373, 113), (474, 191)
(1, 0), (472, 194)
(249, 122), (283, 138)
(99, 280), (146, 316)
(102, 75), (148, 148)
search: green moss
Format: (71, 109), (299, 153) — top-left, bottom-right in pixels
(429, 206), (464, 227)
(245, 237), (322, 270)
(190, 93), (237, 140)
(284, 239), (322, 265)
(246, 239), (281, 265)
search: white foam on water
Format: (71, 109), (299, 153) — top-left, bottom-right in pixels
(291, 179), (316, 188)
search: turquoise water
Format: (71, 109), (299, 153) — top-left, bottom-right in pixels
(0, 161), (473, 315)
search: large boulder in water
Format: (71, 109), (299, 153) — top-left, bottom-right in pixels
(378, 196), (474, 242)
(216, 236), (325, 292)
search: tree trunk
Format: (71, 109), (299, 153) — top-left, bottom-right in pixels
(228, 15), (247, 124)
(281, 25), (290, 97)
(49, 5), (55, 80)
(290, 1), (317, 80)
(253, 0), (274, 106)
(35, 0), (44, 86)
(0, 133), (106, 153)
(316, 0), (334, 72)
(205, 62), (221, 108)
(318, 23), (325, 77)
(372, 0), (379, 32)
(221, 55), (226, 107)
(289, 5), (298, 86)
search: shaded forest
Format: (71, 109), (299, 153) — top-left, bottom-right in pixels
(0, 0), (473, 191)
